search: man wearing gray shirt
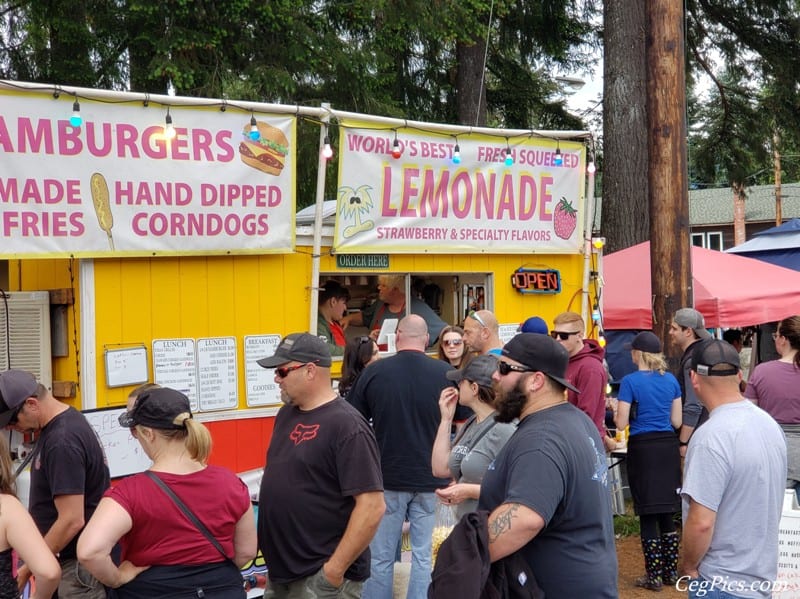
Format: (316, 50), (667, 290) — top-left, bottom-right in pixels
(680, 340), (786, 599)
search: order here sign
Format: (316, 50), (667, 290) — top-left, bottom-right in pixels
(0, 87), (297, 258)
(332, 119), (587, 255)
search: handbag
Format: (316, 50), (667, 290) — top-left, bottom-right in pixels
(145, 471), (232, 564)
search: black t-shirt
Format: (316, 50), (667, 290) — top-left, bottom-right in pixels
(478, 403), (618, 598)
(29, 407), (111, 560)
(258, 397), (383, 584)
(347, 350), (454, 492)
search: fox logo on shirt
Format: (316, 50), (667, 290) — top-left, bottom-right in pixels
(289, 423), (319, 445)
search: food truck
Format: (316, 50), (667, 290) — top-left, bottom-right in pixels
(0, 80), (602, 478)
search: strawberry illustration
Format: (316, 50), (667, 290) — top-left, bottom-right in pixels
(553, 197), (577, 239)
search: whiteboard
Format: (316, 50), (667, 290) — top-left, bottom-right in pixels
(83, 407), (152, 478)
(104, 346), (149, 388)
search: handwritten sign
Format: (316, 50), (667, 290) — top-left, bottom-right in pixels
(152, 338), (198, 411)
(244, 335), (282, 407)
(196, 337), (238, 411)
(83, 407), (152, 478)
(103, 346), (148, 387)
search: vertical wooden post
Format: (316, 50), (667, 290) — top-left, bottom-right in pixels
(774, 131), (782, 226)
(646, 0), (691, 361)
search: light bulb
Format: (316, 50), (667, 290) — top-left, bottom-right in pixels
(592, 238), (605, 249)
(391, 138), (402, 159)
(249, 116), (260, 141)
(504, 147), (514, 167)
(322, 135), (333, 159)
(452, 144), (461, 164)
(164, 113), (176, 139)
(587, 161), (596, 174)
(598, 335), (606, 348)
(554, 147), (563, 166)
(69, 100), (82, 127)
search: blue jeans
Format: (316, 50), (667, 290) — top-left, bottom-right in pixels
(684, 576), (749, 599)
(362, 490), (436, 599)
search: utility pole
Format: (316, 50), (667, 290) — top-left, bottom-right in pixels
(646, 0), (691, 363)
(774, 130), (782, 226)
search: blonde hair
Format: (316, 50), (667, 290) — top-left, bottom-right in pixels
(154, 419), (213, 464)
(553, 311), (585, 330)
(379, 275), (404, 291)
(0, 436), (16, 496)
(635, 350), (668, 374)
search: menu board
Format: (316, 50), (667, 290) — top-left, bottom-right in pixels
(244, 335), (282, 407)
(197, 337), (238, 411)
(498, 323), (520, 346)
(152, 338), (198, 411)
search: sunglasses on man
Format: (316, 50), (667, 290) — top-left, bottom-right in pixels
(550, 330), (580, 341)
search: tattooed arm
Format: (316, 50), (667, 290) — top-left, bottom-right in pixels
(486, 502), (545, 562)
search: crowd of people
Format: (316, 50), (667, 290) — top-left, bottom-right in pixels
(0, 300), (796, 599)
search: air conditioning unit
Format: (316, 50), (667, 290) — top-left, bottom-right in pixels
(0, 291), (52, 389)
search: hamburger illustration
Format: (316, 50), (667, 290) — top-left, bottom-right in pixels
(239, 121), (289, 176)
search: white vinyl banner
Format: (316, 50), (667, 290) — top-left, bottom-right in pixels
(334, 120), (586, 254)
(0, 88), (296, 257)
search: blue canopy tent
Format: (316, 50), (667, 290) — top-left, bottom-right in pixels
(726, 218), (800, 271)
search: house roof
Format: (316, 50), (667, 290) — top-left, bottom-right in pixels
(689, 183), (800, 225)
(593, 183), (800, 230)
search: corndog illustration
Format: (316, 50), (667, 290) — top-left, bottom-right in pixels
(90, 172), (115, 250)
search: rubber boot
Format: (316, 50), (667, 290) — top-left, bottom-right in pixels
(661, 532), (680, 586)
(635, 537), (663, 591)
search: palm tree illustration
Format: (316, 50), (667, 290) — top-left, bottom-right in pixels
(337, 185), (375, 238)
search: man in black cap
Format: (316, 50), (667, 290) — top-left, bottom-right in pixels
(256, 333), (384, 599)
(478, 333), (618, 598)
(0, 369), (109, 598)
(680, 339), (786, 598)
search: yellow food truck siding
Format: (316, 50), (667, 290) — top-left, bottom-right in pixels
(7, 246), (588, 476)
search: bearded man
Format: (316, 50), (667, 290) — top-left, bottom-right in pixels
(478, 333), (618, 597)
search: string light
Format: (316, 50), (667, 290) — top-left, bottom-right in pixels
(322, 135), (333, 159)
(452, 143), (461, 165)
(504, 141), (514, 167)
(249, 115), (260, 141)
(164, 107), (176, 140)
(391, 132), (402, 159)
(554, 143), (563, 166)
(587, 160), (596, 174)
(69, 99), (81, 127)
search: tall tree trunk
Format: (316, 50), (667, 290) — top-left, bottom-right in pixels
(601, 0), (649, 254)
(732, 183), (746, 246)
(456, 40), (487, 126)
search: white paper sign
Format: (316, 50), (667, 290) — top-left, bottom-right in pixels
(498, 323), (520, 346)
(197, 337), (238, 411)
(152, 338), (198, 411)
(244, 335), (282, 406)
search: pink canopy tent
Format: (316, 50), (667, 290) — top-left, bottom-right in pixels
(603, 241), (800, 329)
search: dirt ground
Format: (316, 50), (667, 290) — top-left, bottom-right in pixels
(617, 534), (684, 598)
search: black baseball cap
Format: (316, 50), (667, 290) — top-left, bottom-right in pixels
(257, 333), (332, 368)
(628, 331), (662, 353)
(691, 339), (740, 377)
(118, 387), (193, 429)
(501, 333), (580, 393)
(446, 355), (498, 387)
(0, 370), (39, 428)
